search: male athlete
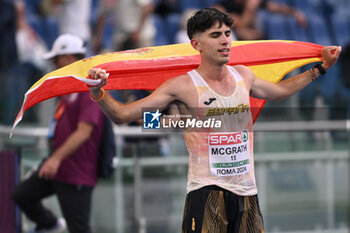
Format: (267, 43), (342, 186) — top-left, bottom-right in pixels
(88, 8), (341, 233)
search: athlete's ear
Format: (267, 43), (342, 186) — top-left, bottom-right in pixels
(190, 38), (201, 52)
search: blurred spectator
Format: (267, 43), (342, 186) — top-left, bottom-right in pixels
(116, 0), (155, 50)
(340, 42), (350, 117)
(0, 0), (47, 124)
(93, 0), (156, 108)
(0, 0), (18, 69)
(92, 0), (117, 53)
(12, 34), (105, 233)
(154, 0), (179, 18)
(175, 9), (196, 44)
(5, 1), (47, 125)
(40, 0), (92, 46)
(0, 0), (18, 123)
(16, 2), (47, 70)
(213, 0), (307, 40)
(341, 43), (350, 89)
(153, 0), (181, 45)
(95, 0), (156, 52)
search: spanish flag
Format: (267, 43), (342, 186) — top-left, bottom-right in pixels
(12, 40), (322, 133)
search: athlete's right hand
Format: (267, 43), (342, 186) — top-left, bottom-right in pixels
(88, 67), (108, 95)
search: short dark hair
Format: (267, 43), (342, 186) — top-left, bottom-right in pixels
(187, 8), (234, 39)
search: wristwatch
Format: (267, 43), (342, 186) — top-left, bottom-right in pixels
(313, 62), (326, 75)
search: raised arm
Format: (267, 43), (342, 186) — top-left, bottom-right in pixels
(248, 46), (341, 101)
(88, 68), (182, 124)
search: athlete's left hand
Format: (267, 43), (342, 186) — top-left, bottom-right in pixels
(321, 46), (342, 70)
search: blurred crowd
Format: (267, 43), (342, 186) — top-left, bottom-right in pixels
(1, 0), (350, 126)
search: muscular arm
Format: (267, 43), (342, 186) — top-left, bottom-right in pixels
(39, 122), (94, 179)
(250, 69), (313, 101)
(88, 69), (190, 124)
(93, 86), (175, 124)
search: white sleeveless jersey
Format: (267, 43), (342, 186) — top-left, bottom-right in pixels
(184, 66), (257, 196)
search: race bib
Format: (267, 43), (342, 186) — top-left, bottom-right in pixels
(208, 131), (251, 176)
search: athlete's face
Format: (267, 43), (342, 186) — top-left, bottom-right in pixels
(191, 22), (232, 66)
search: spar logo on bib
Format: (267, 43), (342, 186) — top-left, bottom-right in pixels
(209, 132), (244, 145)
(208, 130), (251, 177)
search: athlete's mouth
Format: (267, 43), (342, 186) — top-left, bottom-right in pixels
(218, 48), (230, 54)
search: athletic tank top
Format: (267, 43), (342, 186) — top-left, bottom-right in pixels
(184, 66), (257, 196)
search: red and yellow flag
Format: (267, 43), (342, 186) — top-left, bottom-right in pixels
(12, 40), (322, 132)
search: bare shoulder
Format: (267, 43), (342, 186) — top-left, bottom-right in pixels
(167, 74), (192, 84)
(232, 65), (255, 88)
(232, 65), (253, 78)
(161, 74), (194, 92)
(158, 73), (197, 106)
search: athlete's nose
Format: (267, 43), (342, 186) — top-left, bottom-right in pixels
(221, 34), (230, 45)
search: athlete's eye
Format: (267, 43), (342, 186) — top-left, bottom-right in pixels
(211, 32), (221, 38)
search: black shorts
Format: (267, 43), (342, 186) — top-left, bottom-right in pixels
(181, 185), (264, 233)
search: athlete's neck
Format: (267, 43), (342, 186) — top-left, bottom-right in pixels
(196, 64), (229, 82)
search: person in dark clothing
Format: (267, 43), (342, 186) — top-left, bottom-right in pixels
(12, 34), (105, 233)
